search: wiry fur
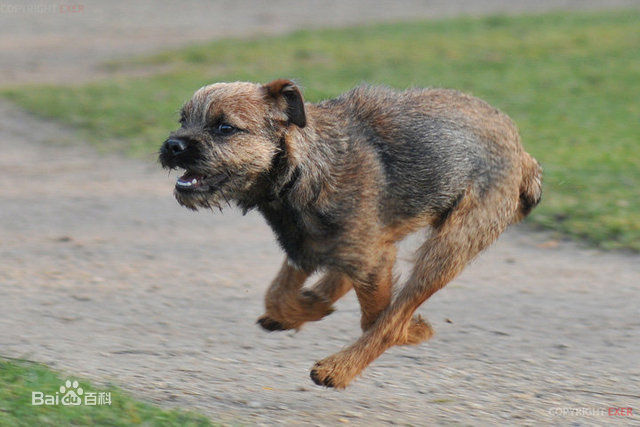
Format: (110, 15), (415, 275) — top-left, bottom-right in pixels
(159, 80), (542, 389)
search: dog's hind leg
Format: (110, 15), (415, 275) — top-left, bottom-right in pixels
(392, 184), (518, 346)
(310, 184), (519, 388)
(352, 243), (397, 332)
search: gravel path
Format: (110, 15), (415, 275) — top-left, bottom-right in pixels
(1, 1), (639, 425)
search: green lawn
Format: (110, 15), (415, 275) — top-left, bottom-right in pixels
(0, 358), (212, 426)
(2, 11), (639, 250)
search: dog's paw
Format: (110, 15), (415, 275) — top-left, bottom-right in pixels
(256, 315), (289, 331)
(397, 314), (434, 345)
(258, 291), (335, 333)
(310, 366), (335, 388)
(309, 354), (357, 389)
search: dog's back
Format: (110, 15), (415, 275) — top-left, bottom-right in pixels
(317, 85), (541, 225)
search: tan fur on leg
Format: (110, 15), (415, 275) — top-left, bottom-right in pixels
(258, 262), (353, 331)
(257, 259), (308, 331)
(353, 244), (397, 331)
(311, 187), (517, 388)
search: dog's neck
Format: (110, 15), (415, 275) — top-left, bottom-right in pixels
(241, 116), (336, 212)
(279, 116), (344, 207)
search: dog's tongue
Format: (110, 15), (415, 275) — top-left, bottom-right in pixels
(176, 171), (205, 188)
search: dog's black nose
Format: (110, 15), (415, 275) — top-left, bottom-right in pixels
(165, 138), (187, 156)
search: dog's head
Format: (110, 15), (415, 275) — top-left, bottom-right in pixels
(159, 79), (306, 210)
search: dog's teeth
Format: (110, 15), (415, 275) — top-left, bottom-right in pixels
(177, 180), (192, 187)
(191, 178), (197, 184)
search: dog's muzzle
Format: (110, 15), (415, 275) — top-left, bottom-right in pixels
(159, 138), (189, 169)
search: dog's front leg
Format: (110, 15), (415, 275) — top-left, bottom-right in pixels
(309, 244), (397, 388)
(257, 258), (309, 331)
(258, 259), (352, 331)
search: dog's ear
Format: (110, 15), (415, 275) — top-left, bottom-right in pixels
(263, 79), (306, 128)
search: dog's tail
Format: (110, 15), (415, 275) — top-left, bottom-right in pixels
(513, 151), (542, 223)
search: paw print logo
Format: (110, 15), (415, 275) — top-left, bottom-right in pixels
(60, 380), (83, 406)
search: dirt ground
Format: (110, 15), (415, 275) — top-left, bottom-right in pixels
(1, 1), (639, 425)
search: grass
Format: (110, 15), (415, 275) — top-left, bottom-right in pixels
(0, 358), (212, 426)
(2, 10), (639, 250)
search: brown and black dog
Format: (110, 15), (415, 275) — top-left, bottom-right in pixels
(159, 79), (542, 388)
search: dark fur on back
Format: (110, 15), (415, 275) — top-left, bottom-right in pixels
(316, 85), (502, 220)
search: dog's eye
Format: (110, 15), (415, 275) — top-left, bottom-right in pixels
(216, 123), (236, 135)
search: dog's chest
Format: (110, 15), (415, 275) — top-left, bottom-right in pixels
(258, 200), (343, 272)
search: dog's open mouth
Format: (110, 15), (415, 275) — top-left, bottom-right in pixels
(175, 170), (229, 193)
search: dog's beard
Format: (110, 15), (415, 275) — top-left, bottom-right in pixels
(166, 149), (278, 212)
(172, 169), (238, 211)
